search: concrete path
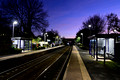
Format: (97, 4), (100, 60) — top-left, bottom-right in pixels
(63, 46), (91, 80)
(0, 45), (64, 61)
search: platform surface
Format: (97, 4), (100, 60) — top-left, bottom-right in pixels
(63, 46), (91, 80)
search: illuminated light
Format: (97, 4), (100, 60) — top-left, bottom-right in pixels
(12, 20), (18, 37)
(88, 25), (91, 28)
(98, 38), (100, 41)
(81, 33), (83, 35)
(93, 55), (111, 61)
(13, 21), (18, 24)
(114, 29), (117, 32)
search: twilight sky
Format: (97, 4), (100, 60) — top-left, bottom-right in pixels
(43, 0), (120, 38)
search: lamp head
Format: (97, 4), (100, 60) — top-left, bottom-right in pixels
(88, 25), (91, 28)
(81, 33), (83, 35)
(13, 21), (18, 24)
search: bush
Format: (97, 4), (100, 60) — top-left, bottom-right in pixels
(32, 44), (46, 50)
(10, 47), (22, 54)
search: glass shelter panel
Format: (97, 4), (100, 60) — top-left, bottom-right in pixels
(24, 40), (29, 50)
(24, 40), (32, 50)
(29, 40), (32, 50)
(97, 38), (105, 55)
(90, 39), (96, 57)
(97, 38), (114, 57)
(20, 40), (24, 49)
(106, 38), (114, 55)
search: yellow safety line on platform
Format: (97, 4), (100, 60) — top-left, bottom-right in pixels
(75, 46), (91, 80)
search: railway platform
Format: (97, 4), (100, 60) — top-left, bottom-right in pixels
(0, 45), (64, 61)
(63, 46), (91, 80)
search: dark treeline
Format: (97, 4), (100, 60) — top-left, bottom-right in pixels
(0, 0), (49, 54)
(36, 29), (60, 44)
(76, 13), (120, 47)
(47, 29), (59, 44)
(0, 0), (48, 38)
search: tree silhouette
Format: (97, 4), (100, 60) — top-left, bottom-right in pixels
(0, 0), (48, 38)
(0, 13), (12, 37)
(76, 28), (90, 47)
(47, 29), (59, 43)
(83, 15), (105, 35)
(106, 13), (120, 34)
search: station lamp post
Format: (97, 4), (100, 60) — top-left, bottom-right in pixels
(81, 33), (83, 44)
(114, 29), (117, 34)
(44, 33), (48, 42)
(12, 21), (18, 37)
(88, 24), (91, 36)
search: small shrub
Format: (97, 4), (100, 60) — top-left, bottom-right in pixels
(10, 47), (22, 54)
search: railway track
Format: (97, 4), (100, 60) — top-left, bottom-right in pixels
(36, 46), (72, 80)
(0, 46), (64, 72)
(0, 46), (72, 80)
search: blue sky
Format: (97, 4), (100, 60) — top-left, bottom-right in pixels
(43, 0), (120, 38)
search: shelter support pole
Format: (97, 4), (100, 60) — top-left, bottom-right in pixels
(104, 46), (106, 66)
(96, 38), (98, 61)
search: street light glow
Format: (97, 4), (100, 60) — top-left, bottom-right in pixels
(88, 25), (91, 28)
(114, 29), (117, 32)
(12, 20), (18, 37)
(13, 21), (18, 24)
(81, 33), (83, 35)
(81, 33), (83, 44)
(44, 33), (48, 42)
